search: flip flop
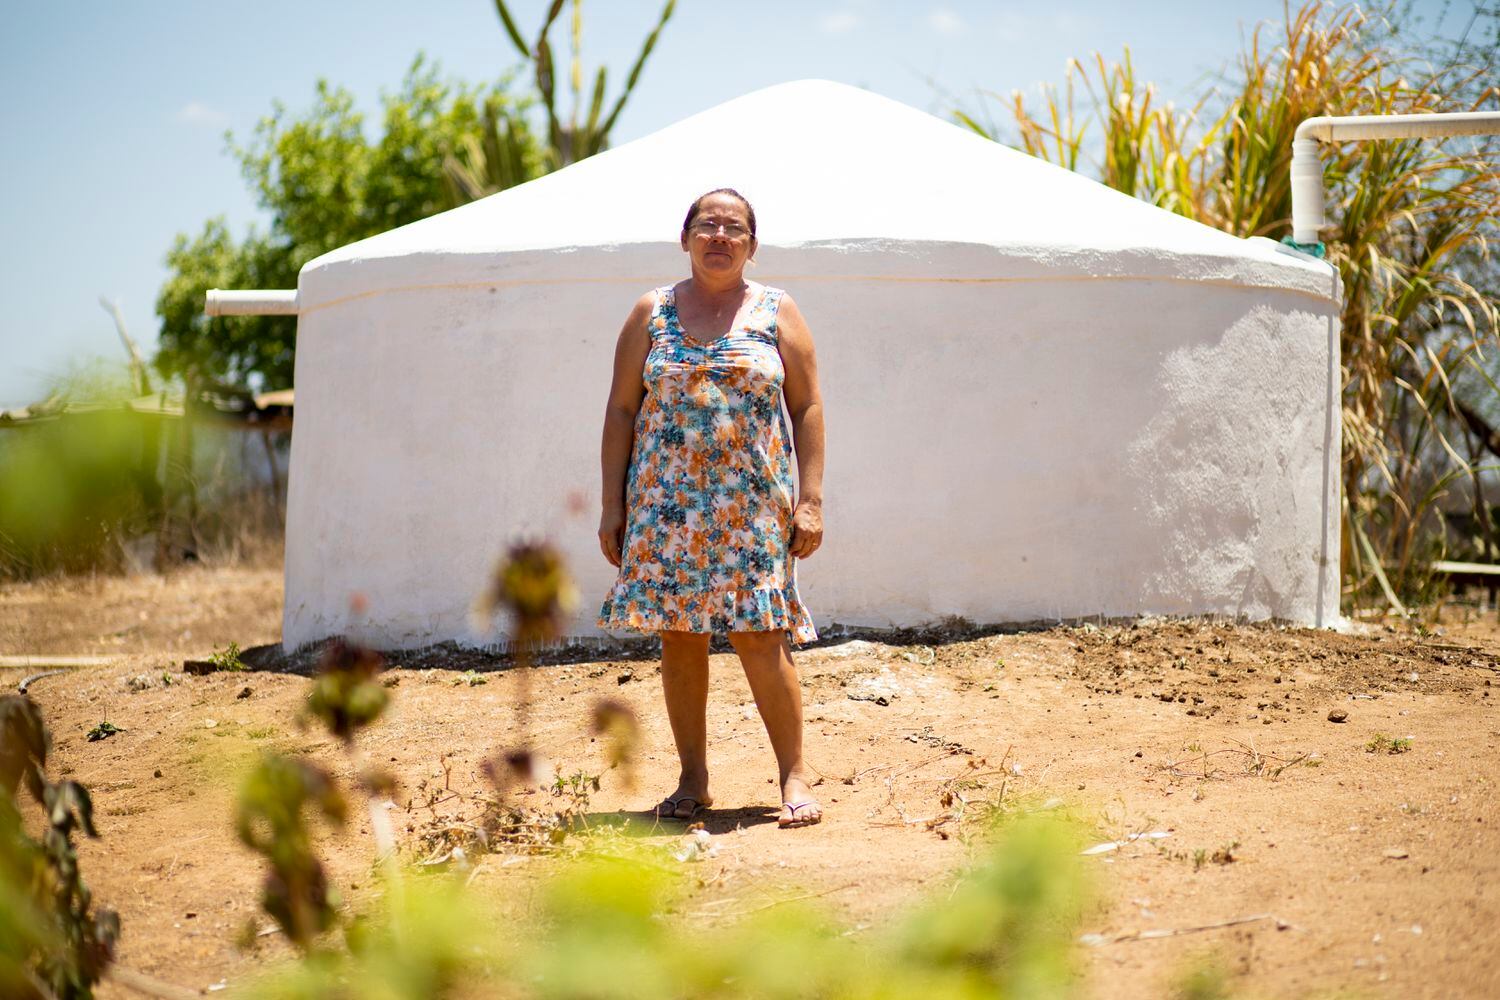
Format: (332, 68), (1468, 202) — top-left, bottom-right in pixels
(779, 800), (822, 828)
(654, 796), (706, 821)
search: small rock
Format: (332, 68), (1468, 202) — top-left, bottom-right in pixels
(617, 670), (634, 685)
(1327, 708), (1349, 723)
(846, 672), (902, 706)
(236, 686), (252, 700)
(1382, 847), (1409, 860)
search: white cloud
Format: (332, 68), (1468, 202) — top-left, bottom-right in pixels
(176, 101), (228, 127)
(818, 11), (861, 34)
(927, 8), (963, 34)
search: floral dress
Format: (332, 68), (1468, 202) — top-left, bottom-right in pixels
(597, 282), (818, 644)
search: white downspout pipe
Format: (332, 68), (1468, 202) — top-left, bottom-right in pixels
(1290, 111), (1500, 246)
(205, 289), (300, 316)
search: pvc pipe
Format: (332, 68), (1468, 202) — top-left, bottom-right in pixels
(1290, 111), (1500, 245)
(1295, 110), (1500, 143)
(205, 289), (299, 316)
(1290, 139), (1326, 247)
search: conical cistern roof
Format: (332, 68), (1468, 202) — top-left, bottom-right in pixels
(303, 79), (1333, 299)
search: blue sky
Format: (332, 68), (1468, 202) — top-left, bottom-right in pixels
(0, 0), (1460, 406)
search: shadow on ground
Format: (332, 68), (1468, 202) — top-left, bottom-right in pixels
(214, 615), (1206, 677)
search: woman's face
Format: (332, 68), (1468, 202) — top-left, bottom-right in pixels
(681, 193), (756, 276)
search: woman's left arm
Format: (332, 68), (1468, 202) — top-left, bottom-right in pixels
(778, 293), (825, 559)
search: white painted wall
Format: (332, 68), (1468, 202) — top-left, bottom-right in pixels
(282, 82), (1342, 649)
(284, 241), (1340, 648)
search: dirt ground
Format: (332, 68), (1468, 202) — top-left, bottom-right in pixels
(2, 566), (1498, 999)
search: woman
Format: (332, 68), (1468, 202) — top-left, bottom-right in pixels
(597, 188), (826, 829)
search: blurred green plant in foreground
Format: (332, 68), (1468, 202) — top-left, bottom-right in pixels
(234, 754), (349, 951)
(474, 539), (581, 651)
(239, 813), (1089, 1000)
(234, 540), (1091, 998)
(0, 409), (153, 579)
(0, 696), (119, 999)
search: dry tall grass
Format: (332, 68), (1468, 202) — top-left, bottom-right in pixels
(959, 1), (1499, 610)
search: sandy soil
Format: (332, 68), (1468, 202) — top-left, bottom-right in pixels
(2, 566), (1498, 999)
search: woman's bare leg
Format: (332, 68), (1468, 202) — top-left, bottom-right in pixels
(657, 630), (713, 817)
(729, 630), (822, 826)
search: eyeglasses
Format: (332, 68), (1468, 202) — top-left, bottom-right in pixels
(687, 220), (751, 240)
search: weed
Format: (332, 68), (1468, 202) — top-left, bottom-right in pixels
(551, 769), (600, 798)
(234, 754), (347, 950)
(1210, 841), (1239, 865)
(209, 642), (248, 672)
(1365, 733), (1413, 754)
(590, 698), (640, 790)
(453, 669), (486, 687)
(85, 721), (123, 742)
(245, 726), (279, 740)
(302, 640), (388, 743)
(905, 749), (1028, 838)
(1, 695), (120, 996)
(472, 540), (579, 649)
(1163, 739), (1314, 781)
(1193, 842), (1240, 871)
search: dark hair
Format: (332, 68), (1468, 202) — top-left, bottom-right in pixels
(682, 188), (756, 237)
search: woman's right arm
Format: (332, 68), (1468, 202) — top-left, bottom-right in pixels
(598, 293), (655, 567)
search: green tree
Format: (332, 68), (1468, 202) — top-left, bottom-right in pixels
(155, 57), (543, 390)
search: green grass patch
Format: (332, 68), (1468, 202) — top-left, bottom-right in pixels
(1365, 733), (1413, 755)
